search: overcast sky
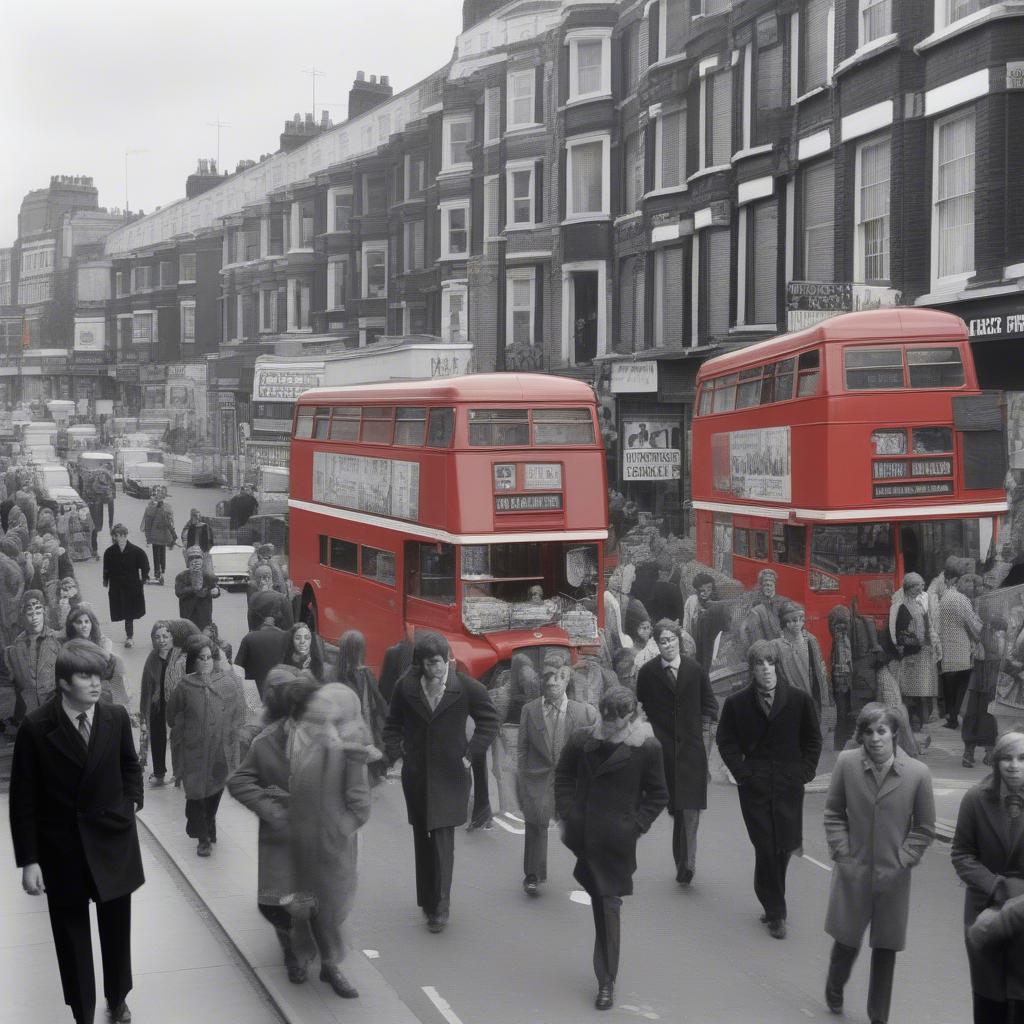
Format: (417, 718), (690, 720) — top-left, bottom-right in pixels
(1, 0), (465, 246)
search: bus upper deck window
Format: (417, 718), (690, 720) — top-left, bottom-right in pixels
(797, 350), (821, 396)
(427, 408), (455, 447)
(469, 409), (529, 446)
(735, 368), (762, 409)
(908, 347), (964, 388)
(712, 374), (738, 412)
(294, 407), (314, 439)
(361, 406), (394, 445)
(698, 384), (714, 415)
(533, 408), (595, 445)
(395, 407), (427, 446)
(845, 348), (904, 390)
(313, 407), (332, 439)
(774, 359), (795, 401)
(329, 407), (360, 441)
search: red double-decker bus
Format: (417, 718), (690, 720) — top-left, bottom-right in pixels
(288, 374), (607, 680)
(692, 308), (1008, 650)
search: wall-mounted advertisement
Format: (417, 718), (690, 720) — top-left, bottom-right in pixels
(73, 317), (106, 352)
(253, 362), (325, 402)
(622, 418), (681, 481)
(712, 426), (792, 502)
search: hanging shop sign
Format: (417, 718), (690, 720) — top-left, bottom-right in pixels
(622, 418), (681, 481)
(610, 361), (658, 394)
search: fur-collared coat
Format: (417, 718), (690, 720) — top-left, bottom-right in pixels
(554, 720), (668, 896)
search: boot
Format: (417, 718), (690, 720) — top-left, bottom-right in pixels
(275, 929), (307, 984)
(962, 745), (976, 768)
(982, 747), (994, 767)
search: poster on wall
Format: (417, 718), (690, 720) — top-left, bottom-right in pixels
(313, 451), (420, 521)
(73, 318), (105, 352)
(712, 426), (791, 502)
(622, 418), (681, 481)
(253, 362), (325, 402)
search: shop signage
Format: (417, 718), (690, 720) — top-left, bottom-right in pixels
(1007, 62), (1024, 89)
(622, 418), (681, 481)
(711, 426), (791, 502)
(253, 362), (325, 402)
(966, 309), (1024, 340)
(786, 282), (901, 332)
(874, 481), (954, 499)
(116, 366), (140, 382)
(245, 440), (290, 467)
(73, 352), (106, 366)
(73, 318), (105, 352)
(495, 493), (563, 512)
(139, 365), (166, 382)
(253, 418), (293, 434)
(610, 361), (658, 394)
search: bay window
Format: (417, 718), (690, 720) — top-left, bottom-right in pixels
(362, 243), (388, 299)
(441, 201), (470, 259)
(932, 107), (975, 284)
(443, 114), (474, 171)
(860, 0), (891, 43)
(507, 161), (538, 227)
(567, 30), (611, 101)
(798, 0), (834, 96)
(657, 107), (687, 189)
(507, 268), (536, 347)
(702, 67), (732, 169)
(623, 131), (644, 212)
(566, 134), (609, 219)
(507, 69), (536, 130)
(403, 220), (425, 272)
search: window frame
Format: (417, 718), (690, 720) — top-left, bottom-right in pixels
(259, 287), (278, 333)
(506, 160), (537, 228)
(443, 113), (474, 172)
(506, 69), (538, 131)
(800, 157), (836, 282)
(566, 29), (612, 103)
(327, 258), (348, 310)
(931, 106), (976, 290)
(441, 282), (468, 343)
(854, 134), (891, 285)
(700, 66), (733, 171)
(796, 0), (835, 98)
(859, 0), (892, 45)
(440, 199), (471, 260)
(178, 253), (196, 284)
(328, 187), (353, 232)
(565, 133), (611, 221)
(506, 267), (537, 348)
(361, 242), (389, 300)
(654, 105), (687, 192)
(403, 220), (425, 273)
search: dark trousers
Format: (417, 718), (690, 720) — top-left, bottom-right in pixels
(470, 749), (491, 823)
(524, 821), (548, 881)
(47, 893), (132, 1024)
(941, 669), (971, 721)
(833, 690), (854, 749)
(89, 501), (114, 554)
(671, 809), (700, 879)
(590, 895), (622, 985)
(149, 697), (167, 777)
(972, 993), (1023, 1024)
(826, 941), (896, 1023)
(151, 544), (166, 577)
(123, 619), (134, 640)
(412, 824), (455, 916)
(753, 845), (792, 921)
(185, 789), (223, 843)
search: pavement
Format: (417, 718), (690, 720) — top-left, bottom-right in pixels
(0, 481), (987, 1022)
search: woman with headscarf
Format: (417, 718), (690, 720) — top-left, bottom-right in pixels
(282, 622), (328, 682)
(335, 630), (388, 783)
(167, 633), (246, 856)
(228, 673), (321, 983)
(139, 619), (198, 786)
(554, 686), (668, 1011)
(892, 573), (940, 732)
(64, 603), (129, 708)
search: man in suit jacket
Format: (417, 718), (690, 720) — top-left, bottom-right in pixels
(382, 631), (499, 933)
(636, 619), (718, 886)
(517, 665), (598, 897)
(716, 639), (822, 939)
(5, 589), (63, 723)
(9, 639), (144, 1024)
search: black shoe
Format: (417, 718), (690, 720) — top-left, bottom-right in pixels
(107, 1001), (131, 1023)
(523, 875), (539, 897)
(427, 910), (449, 933)
(197, 839), (212, 857)
(677, 868), (694, 887)
(595, 983), (614, 1010)
(319, 965), (358, 998)
(285, 956), (307, 984)
(767, 919), (787, 939)
(825, 986), (843, 1013)
(943, 717), (959, 730)
(149, 773), (165, 787)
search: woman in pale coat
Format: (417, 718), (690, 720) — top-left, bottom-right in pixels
(823, 703), (935, 1024)
(168, 633), (246, 856)
(892, 573), (940, 732)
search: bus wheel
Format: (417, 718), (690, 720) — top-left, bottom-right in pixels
(301, 589), (318, 633)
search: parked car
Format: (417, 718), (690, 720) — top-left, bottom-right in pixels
(115, 447), (163, 483)
(209, 545), (256, 590)
(123, 461), (166, 499)
(254, 466), (289, 516)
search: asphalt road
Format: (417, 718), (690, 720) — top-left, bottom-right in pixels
(71, 482), (976, 1024)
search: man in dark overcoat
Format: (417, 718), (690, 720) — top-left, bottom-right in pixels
(102, 524), (149, 648)
(382, 631), (499, 933)
(517, 665), (598, 897)
(378, 634), (414, 704)
(636, 618), (718, 886)
(554, 687), (668, 1010)
(716, 639), (821, 939)
(9, 639), (144, 1024)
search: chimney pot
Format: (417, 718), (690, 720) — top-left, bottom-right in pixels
(369, 74), (377, 84)
(356, 70), (365, 81)
(381, 75), (389, 86)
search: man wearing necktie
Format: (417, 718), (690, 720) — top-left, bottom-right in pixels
(383, 631), (499, 934)
(636, 619), (718, 887)
(717, 640), (822, 940)
(9, 639), (144, 1024)
(517, 664), (598, 897)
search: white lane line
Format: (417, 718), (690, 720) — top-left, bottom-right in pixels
(423, 986), (466, 1024)
(504, 811), (525, 822)
(801, 854), (833, 873)
(490, 815), (525, 835)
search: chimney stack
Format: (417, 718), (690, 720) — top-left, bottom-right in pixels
(347, 71), (394, 120)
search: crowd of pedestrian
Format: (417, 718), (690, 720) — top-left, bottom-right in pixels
(6, 487), (1024, 1024)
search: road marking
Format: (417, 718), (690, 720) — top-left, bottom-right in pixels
(491, 815), (525, 835)
(570, 890), (592, 906)
(801, 854), (833, 873)
(504, 811), (525, 822)
(423, 986), (466, 1024)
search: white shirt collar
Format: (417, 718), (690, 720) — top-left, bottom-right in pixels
(544, 692), (568, 713)
(662, 656), (681, 672)
(62, 698), (95, 730)
(420, 662), (450, 696)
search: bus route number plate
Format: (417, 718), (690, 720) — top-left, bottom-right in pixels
(495, 493), (564, 512)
